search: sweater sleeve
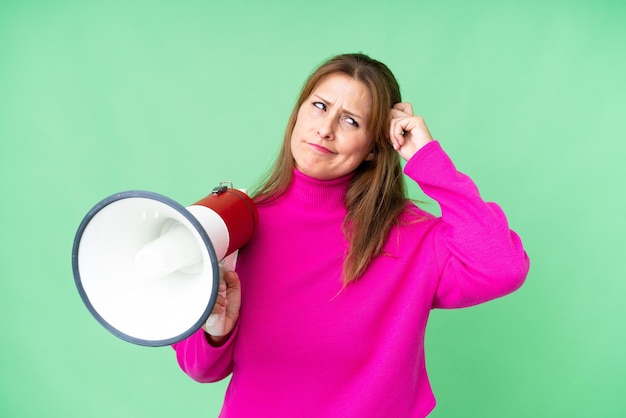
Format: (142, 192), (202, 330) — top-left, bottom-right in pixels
(403, 141), (530, 309)
(171, 321), (239, 383)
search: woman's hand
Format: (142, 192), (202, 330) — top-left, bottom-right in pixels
(389, 102), (434, 161)
(203, 269), (241, 346)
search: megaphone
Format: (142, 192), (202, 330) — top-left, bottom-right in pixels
(71, 183), (258, 347)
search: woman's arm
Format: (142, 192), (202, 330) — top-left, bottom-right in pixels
(171, 323), (239, 383)
(390, 104), (529, 308)
(171, 270), (242, 382)
(404, 141), (529, 308)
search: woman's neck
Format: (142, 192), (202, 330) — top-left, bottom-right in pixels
(280, 168), (353, 213)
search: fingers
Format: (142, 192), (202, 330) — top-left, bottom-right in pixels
(389, 102), (414, 149)
(389, 117), (406, 149)
(211, 274), (229, 314)
(393, 102), (414, 115)
(205, 269), (241, 341)
(388, 102), (434, 160)
(223, 270), (240, 288)
(213, 293), (228, 311)
(211, 270), (241, 315)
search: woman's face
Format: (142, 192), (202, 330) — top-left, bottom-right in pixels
(290, 73), (374, 180)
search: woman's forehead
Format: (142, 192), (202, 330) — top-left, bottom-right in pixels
(310, 74), (372, 116)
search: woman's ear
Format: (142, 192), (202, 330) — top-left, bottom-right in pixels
(364, 151), (375, 161)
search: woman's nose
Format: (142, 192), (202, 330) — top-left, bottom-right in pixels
(317, 115), (335, 140)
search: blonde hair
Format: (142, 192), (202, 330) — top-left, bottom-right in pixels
(253, 53), (408, 284)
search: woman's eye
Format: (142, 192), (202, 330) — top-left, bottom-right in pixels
(345, 117), (359, 128)
(313, 101), (326, 111)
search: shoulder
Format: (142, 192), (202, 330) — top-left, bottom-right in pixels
(397, 200), (436, 224)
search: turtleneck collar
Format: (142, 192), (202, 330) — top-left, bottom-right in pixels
(281, 168), (353, 213)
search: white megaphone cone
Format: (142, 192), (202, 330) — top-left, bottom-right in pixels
(71, 183), (257, 347)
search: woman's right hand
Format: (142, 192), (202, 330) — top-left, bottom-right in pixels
(389, 102), (434, 161)
(203, 269), (241, 346)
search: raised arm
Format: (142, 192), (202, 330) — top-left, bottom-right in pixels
(390, 103), (529, 308)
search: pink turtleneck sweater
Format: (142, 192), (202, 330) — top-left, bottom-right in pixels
(172, 141), (529, 417)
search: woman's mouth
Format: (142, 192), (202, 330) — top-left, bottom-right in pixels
(308, 143), (334, 154)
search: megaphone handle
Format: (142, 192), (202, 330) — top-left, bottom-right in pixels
(204, 251), (239, 336)
(221, 251), (238, 271)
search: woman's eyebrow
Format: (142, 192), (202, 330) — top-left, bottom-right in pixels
(312, 94), (364, 121)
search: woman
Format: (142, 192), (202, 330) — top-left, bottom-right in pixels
(172, 53), (529, 417)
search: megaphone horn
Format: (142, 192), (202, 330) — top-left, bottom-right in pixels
(71, 183), (258, 347)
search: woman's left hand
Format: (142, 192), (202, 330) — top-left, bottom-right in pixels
(389, 102), (434, 161)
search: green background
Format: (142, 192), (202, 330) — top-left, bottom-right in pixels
(1, 0), (625, 416)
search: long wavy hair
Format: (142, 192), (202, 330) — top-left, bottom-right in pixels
(252, 53), (408, 284)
